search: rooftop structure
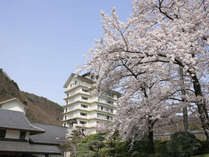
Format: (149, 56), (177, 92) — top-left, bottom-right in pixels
(63, 73), (120, 135)
(0, 98), (26, 114)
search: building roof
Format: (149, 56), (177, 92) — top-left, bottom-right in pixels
(64, 73), (121, 96)
(0, 141), (62, 154)
(0, 109), (44, 134)
(30, 123), (67, 145)
(64, 73), (94, 88)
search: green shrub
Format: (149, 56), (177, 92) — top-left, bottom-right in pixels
(154, 141), (169, 157)
(166, 132), (202, 157)
(76, 133), (105, 157)
(198, 141), (209, 155)
(100, 131), (131, 157)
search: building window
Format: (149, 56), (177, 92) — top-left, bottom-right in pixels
(97, 105), (103, 111)
(97, 113), (105, 119)
(80, 112), (87, 116)
(81, 96), (88, 100)
(104, 92), (114, 98)
(107, 100), (113, 104)
(80, 121), (87, 124)
(0, 129), (6, 138)
(69, 123), (73, 128)
(20, 131), (26, 140)
(111, 109), (113, 113)
(106, 116), (113, 120)
(101, 106), (103, 111)
(82, 88), (89, 92)
(81, 104), (88, 108)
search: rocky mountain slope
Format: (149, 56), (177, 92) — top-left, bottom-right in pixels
(0, 68), (63, 126)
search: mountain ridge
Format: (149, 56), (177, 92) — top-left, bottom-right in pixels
(0, 68), (63, 126)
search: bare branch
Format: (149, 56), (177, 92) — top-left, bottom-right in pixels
(157, 0), (174, 20)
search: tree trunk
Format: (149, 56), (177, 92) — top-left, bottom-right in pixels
(183, 107), (188, 132)
(179, 66), (188, 132)
(191, 74), (209, 141)
(147, 126), (154, 154)
(147, 118), (157, 154)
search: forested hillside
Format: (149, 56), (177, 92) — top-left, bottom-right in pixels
(0, 68), (63, 126)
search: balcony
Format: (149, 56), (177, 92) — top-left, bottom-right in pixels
(65, 87), (91, 99)
(64, 95), (92, 105)
(66, 81), (92, 91)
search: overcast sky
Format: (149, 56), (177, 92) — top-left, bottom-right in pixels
(0, 0), (132, 105)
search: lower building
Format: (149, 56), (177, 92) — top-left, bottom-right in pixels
(0, 98), (67, 157)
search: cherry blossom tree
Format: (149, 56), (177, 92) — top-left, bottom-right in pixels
(83, 0), (209, 143)
(132, 0), (209, 139)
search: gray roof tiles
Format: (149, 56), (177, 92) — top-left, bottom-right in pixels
(0, 109), (66, 155)
(30, 123), (67, 145)
(0, 109), (44, 134)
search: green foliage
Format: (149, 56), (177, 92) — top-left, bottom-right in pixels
(76, 133), (105, 157)
(75, 131), (209, 157)
(152, 141), (168, 157)
(131, 138), (153, 155)
(99, 130), (131, 157)
(100, 140), (130, 157)
(62, 130), (84, 157)
(128, 139), (156, 157)
(76, 131), (132, 157)
(199, 141), (209, 154)
(166, 132), (202, 157)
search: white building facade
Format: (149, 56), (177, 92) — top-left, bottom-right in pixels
(63, 73), (120, 135)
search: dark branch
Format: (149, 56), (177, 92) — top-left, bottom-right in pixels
(158, 0), (174, 21)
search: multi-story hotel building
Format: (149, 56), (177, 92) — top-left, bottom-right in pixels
(62, 72), (120, 135)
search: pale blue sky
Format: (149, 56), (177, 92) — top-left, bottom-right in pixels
(0, 0), (132, 105)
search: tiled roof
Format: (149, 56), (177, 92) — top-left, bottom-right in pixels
(0, 141), (62, 154)
(30, 123), (67, 145)
(0, 109), (44, 134)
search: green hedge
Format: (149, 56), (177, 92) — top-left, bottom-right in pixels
(75, 132), (209, 157)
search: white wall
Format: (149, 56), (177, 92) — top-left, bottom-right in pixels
(25, 132), (30, 141)
(87, 128), (97, 134)
(64, 152), (71, 157)
(1, 100), (25, 113)
(66, 78), (92, 91)
(87, 120), (97, 127)
(5, 129), (20, 139)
